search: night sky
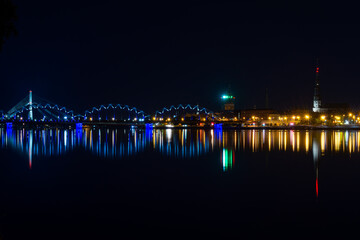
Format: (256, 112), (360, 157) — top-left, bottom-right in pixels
(1, 1), (360, 113)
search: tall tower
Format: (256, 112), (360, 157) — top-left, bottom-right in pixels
(221, 94), (235, 111)
(221, 85), (235, 111)
(312, 61), (321, 113)
(28, 90), (33, 121)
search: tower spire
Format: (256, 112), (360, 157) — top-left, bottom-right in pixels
(312, 59), (321, 112)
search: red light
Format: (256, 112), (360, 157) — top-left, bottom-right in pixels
(316, 67), (319, 73)
(316, 178), (318, 197)
(232, 151), (235, 166)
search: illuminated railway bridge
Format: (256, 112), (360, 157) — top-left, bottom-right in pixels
(0, 91), (218, 126)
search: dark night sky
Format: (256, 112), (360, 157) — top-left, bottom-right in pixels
(1, 1), (360, 113)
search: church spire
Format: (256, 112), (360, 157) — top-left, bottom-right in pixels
(313, 59), (321, 112)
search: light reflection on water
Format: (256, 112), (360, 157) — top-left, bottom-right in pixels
(1, 128), (360, 170)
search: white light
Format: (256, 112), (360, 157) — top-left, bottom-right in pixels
(166, 128), (172, 141)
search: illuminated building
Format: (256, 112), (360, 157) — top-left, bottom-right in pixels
(221, 94), (235, 111)
(311, 61), (351, 119)
(240, 109), (277, 121)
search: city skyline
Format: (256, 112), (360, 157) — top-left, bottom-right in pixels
(3, 2), (360, 238)
(0, 61), (355, 119)
(1, 1), (360, 112)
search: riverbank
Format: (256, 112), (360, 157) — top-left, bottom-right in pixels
(2, 121), (360, 130)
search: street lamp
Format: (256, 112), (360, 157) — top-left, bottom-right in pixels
(321, 115), (326, 125)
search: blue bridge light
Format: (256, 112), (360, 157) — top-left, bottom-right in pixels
(4, 92), (216, 124)
(214, 123), (223, 130)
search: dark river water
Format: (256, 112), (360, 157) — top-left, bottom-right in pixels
(1, 127), (360, 239)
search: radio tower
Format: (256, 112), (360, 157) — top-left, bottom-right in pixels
(312, 60), (321, 113)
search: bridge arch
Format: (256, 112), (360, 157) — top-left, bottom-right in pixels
(153, 104), (215, 122)
(83, 104), (146, 122)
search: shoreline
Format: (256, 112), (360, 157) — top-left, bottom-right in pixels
(1, 121), (360, 130)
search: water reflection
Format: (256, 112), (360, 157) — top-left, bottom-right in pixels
(1, 128), (360, 170)
(221, 148), (234, 171)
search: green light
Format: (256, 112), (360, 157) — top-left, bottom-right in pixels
(222, 95), (234, 99)
(222, 149), (233, 171)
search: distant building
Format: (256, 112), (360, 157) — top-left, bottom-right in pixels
(312, 61), (351, 115)
(321, 103), (350, 115)
(221, 94), (235, 111)
(240, 109), (277, 120)
(287, 109), (312, 117)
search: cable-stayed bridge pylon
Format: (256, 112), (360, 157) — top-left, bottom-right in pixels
(6, 91), (75, 121)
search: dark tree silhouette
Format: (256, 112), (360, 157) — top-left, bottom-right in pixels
(0, 0), (17, 51)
